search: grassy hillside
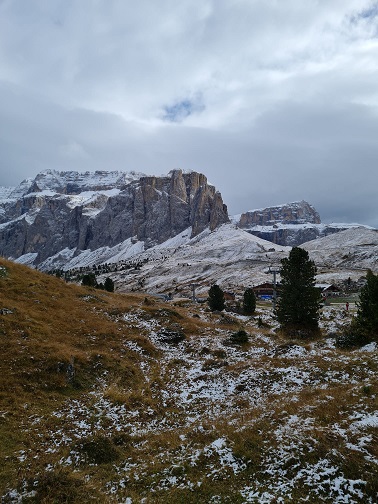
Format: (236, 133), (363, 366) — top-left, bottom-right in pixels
(0, 258), (377, 503)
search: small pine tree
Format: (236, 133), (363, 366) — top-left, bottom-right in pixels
(208, 284), (225, 311)
(82, 273), (97, 288)
(104, 277), (115, 293)
(276, 247), (320, 335)
(230, 329), (249, 344)
(243, 288), (256, 315)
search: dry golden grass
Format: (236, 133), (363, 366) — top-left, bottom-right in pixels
(0, 259), (152, 493)
(1, 258), (378, 502)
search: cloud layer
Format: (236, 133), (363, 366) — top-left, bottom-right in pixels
(1, 0), (378, 226)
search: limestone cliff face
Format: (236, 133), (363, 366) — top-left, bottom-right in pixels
(0, 169), (229, 265)
(246, 227), (322, 247)
(238, 201), (321, 227)
(85, 170), (228, 249)
(235, 201), (355, 246)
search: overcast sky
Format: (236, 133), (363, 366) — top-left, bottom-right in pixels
(1, 0), (378, 226)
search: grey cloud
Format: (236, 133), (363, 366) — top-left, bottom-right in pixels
(0, 1), (377, 229)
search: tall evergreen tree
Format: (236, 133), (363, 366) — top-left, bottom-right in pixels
(243, 288), (256, 315)
(337, 270), (378, 347)
(356, 270), (378, 334)
(276, 247), (320, 333)
(208, 284), (225, 311)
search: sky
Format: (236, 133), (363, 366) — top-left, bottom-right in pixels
(0, 0), (378, 227)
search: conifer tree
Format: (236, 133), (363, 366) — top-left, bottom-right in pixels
(356, 270), (378, 334)
(82, 273), (97, 288)
(276, 247), (320, 334)
(104, 277), (115, 293)
(208, 284), (225, 311)
(337, 270), (378, 347)
(243, 288), (256, 315)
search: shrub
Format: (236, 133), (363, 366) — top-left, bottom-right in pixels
(336, 319), (372, 348)
(230, 329), (249, 344)
(201, 358), (228, 371)
(281, 324), (320, 340)
(26, 468), (97, 502)
(76, 435), (119, 465)
(157, 329), (186, 344)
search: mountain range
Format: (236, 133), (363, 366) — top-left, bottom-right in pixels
(1, 169), (377, 295)
(0, 169), (228, 265)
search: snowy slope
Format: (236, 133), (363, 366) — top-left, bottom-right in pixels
(34, 238), (146, 271)
(26, 223), (286, 269)
(302, 227), (378, 271)
(18, 223), (378, 296)
(304, 226), (378, 250)
(12, 223), (290, 296)
(88, 223), (378, 296)
(90, 224), (292, 296)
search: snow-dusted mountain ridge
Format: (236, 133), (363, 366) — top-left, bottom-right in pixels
(1, 169), (146, 200)
(239, 200), (321, 226)
(0, 169), (375, 282)
(234, 200), (370, 246)
(0, 169), (229, 267)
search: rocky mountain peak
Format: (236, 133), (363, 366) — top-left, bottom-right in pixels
(234, 200), (366, 247)
(238, 200), (321, 228)
(0, 169), (229, 267)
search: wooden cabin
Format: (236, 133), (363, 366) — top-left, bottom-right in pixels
(253, 282), (277, 297)
(315, 284), (341, 297)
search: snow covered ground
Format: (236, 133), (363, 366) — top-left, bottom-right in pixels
(10, 220), (377, 307)
(302, 227), (378, 271)
(88, 224), (378, 298)
(5, 301), (377, 503)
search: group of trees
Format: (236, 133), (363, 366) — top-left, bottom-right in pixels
(82, 273), (115, 292)
(275, 247), (378, 344)
(208, 285), (256, 314)
(208, 246), (378, 345)
(208, 247), (317, 323)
